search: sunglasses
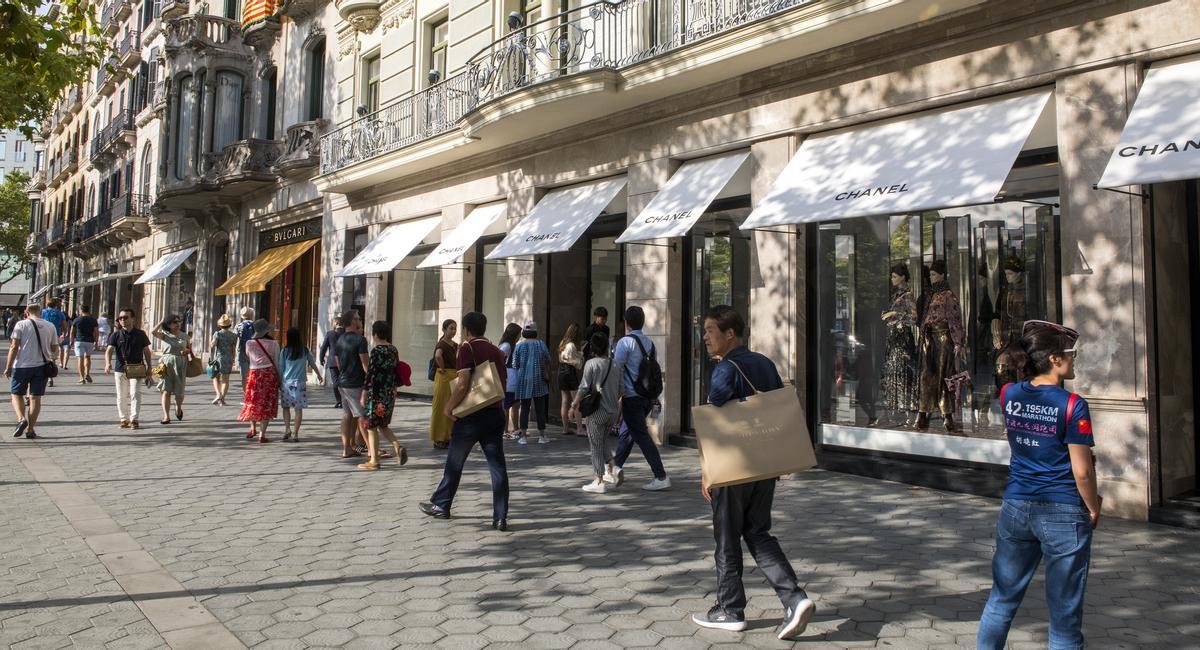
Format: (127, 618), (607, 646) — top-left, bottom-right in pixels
(117, 316), (131, 321)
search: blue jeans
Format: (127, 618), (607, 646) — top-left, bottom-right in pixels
(614, 396), (666, 480)
(978, 499), (1092, 650)
(431, 407), (509, 522)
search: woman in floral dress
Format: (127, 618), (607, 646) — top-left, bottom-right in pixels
(359, 320), (408, 470)
(209, 314), (238, 406)
(152, 315), (193, 425)
(880, 264), (918, 425)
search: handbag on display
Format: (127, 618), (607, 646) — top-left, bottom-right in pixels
(30, 321), (58, 379)
(577, 359), (613, 418)
(451, 340), (505, 418)
(186, 357), (205, 378)
(692, 360), (816, 488)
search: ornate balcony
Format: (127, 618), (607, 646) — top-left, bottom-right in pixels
(26, 232), (44, 255)
(89, 110), (136, 170)
(113, 0), (132, 21)
(142, 0), (164, 42)
(335, 0), (381, 32)
(30, 168), (46, 191)
(45, 223), (66, 253)
(277, 0), (322, 20)
(201, 139), (284, 189)
(273, 120), (325, 177)
(136, 80), (166, 127)
(99, 2), (116, 35)
(160, 0), (185, 20)
(66, 85), (83, 114)
(165, 14), (244, 54)
(95, 55), (119, 98)
(50, 149), (78, 186)
(100, 193), (152, 246)
(118, 30), (142, 68)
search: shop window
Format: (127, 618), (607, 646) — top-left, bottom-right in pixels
(814, 157), (1061, 462)
(344, 229), (368, 317)
(478, 240), (510, 338)
(392, 258), (441, 397)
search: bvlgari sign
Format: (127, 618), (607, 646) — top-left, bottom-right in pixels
(260, 218), (321, 250)
(1098, 58), (1200, 188)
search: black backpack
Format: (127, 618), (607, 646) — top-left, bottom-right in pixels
(629, 335), (663, 400)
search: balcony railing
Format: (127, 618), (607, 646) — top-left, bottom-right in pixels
(118, 30), (142, 65)
(90, 110), (135, 166)
(100, 2), (115, 32)
(165, 14), (242, 51)
(319, 0), (813, 175)
(110, 193), (152, 223)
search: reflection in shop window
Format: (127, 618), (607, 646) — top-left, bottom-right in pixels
(393, 259), (441, 397)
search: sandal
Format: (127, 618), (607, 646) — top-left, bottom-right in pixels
(160, 419), (170, 425)
(341, 451), (362, 459)
(176, 406), (183, 421)
(258, 436), (271, 444)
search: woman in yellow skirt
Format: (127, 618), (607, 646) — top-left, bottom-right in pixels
(428, 319), (459, 449)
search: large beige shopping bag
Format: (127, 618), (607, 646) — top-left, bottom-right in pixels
(693, 364), (816, 487)
(451, 342), (505, 418)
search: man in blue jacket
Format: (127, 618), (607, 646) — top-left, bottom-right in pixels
(692, 305), (815, 641)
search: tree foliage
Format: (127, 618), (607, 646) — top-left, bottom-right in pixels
(0, 0), (105, 137)
(0, 170), (32, 289)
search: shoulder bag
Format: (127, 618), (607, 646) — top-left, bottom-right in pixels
(692, 359), (816, 488)
(255, 339), (279, 377)
(451, 340), (505, 418)
(578, 359), (613, 418)
(29, 320), (58, 379)
(120, 331), (149, 379)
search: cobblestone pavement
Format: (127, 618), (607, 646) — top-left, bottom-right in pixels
(1, 372), (1198, 649)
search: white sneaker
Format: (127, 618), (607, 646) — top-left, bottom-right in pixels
(777, 597), (816, 640)
(642, 477), (672, 491)
(602, 471), (618, 485)
(537, 434), (550, 444)
(581, 481), (608, 494)
(517, 435), (528, 445)
(610, 466), (625, 487)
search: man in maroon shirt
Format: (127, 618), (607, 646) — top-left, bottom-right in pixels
(420, 311), (511, 531)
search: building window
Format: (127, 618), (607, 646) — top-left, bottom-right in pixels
(175, 74), (196, 179)
(213, 71), (244, 152)
(344, 228), (368, 317)
(306, 37), (325, 121)
(13, 140), (23, 162)
(427, 18), (448, 86)
(140, 144), (153, 198)
(263, 68), (277, 139)
(0, 168), (6, 182)
(0, 141), (6, 161)
(361, 53), (380, 114)
(224, 0), (240, 20)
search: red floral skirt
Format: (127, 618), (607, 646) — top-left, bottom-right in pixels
(238, 368), (279, 422)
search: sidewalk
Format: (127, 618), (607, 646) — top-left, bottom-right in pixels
(1, 371), (1197, 649)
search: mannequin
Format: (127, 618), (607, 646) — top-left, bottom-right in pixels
(880, 264), (918, 425)
(992, 257), (1027, 353)
(917, 260), (965, 431)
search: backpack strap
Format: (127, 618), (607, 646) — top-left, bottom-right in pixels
(999, 382), (1013, 407)
(1065, 393), (1079, 424)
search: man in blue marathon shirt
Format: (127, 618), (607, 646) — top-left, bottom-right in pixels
(978, 320), (1100, 650)
(41, 298), (68, 387)
(691, 305), (815, 641)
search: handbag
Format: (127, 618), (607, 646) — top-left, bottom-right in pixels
(29, 320), (58, 379)
(206, 357), (220, 378)
(451, 340), (505, 418)
(114, 330), (148, 378)
(186, 356), (205, 378)
(692, 360), (816, 488)
(578, 359), (612, 418)
(427, 358), (436, 382)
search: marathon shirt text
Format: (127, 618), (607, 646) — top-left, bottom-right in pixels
(1000, 381), (1095, 506)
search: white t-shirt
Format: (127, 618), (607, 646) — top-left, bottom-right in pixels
(12, 318), (58, 369)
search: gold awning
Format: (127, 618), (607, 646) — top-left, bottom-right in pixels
(215, 239), (318, 296)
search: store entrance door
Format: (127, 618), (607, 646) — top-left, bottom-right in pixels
(682, 205), (750, 434)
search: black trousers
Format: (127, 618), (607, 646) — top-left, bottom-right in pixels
(327, 365), (341, 406)
(518, 395), (548, 431)
(711, 478), (806, 616)
(431, 408), (509, 522)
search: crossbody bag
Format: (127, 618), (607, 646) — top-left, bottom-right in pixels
(29, 320), (58, 379)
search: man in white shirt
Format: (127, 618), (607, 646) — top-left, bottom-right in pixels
(4, 304), (60, 439)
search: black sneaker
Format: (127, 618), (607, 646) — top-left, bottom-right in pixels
(24, 431), (37, 439)
(777, 597), (815, 640)
(13, 420), (27, 437)
(692, 606), (747, 632)
(418, 502), (450, 519)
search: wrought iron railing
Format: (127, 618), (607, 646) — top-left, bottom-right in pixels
(111, 193), (152, 222)
(118, 29), (142, 60)
(320, 0), (812, 175)
(90, 110), (135, 160)
(100, 2), (115, 30)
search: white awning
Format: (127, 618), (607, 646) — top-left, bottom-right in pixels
(96, 270), (143, 282)
(616, 151), (751, 243)
(28, 286), (50, 301)
(134, 248), (196, 284)
(486, 177), (627, 260)
(336, 216), (441, 277)
(741, 90), (1052, 228)
(1098, 58), (1200, 188)
(417, 203), (507, 268)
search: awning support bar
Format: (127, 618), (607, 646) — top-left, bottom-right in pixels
(745, 228), (798, 236)
(994, 197), (1060, 209)
(622, 241), (678, 251)
(1091, 183), (1150, 200)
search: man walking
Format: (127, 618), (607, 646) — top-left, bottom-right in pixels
(334, 310), (369, 458)
(69, 305), (99, 384)
(420, 311), (510, 531)
(319, 315), (345, 408)
(104, 308), (152, 430)
(4, 304), (59, 439)
(42, 298), (68, 385)
(234, 307), (256, 394)
(692, 305), (814, 640)
(611, 305), (671, 491)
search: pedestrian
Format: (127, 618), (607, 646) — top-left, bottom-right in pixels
(497, 322), (522, 438)
(569, 331), (621, 493)
(42, 298), (68, 384)
(152, 314), (193, 425)
(97, 311), (112, 352)
(1, 307), (11, 339)
(69, 305), (99, 384)
(692, 305), (814, 639)
(334, 310), (370, 458)
(357, 320), (408, 470)
(238, 319), (281, 443)
(512, 320), (551, 445)
(612, 306), (671, 490)
(318, 315), (345, 408)
(558, 322), (583, 435)
(209, 314), (237, 405)
(581, 306), (610, 358)
(977, 320), (1098, 650)
(234, 307), (256, 394)
(4, 304), (59, 439)
(104, 308), (151, 429)
(279, 326), (321, 442)
(429, 319), (459, 450)
(419, 311), (510, 531)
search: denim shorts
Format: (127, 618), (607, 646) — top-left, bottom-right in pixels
(11, 366), (48, 396)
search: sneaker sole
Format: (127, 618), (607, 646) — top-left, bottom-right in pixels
(643, 483), (671, 491)
(691, 614), (747, 632)
(778, 599), (815, 640)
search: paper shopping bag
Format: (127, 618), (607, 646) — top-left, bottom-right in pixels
(692, 386), (816, 487)
(451, 359), (504, 418)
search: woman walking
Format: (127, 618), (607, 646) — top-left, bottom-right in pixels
(512, 320), (551, 445)
(977, 320), (1099, 650)
(570, 332), (621, 493)
(279, 327), (322, 442)
(429, 319), (459, 449)
(558, 323), (583, 435)
(238, 319), (280, 444)
(151, 315), (194, 425)
(358, 320), (409, 470)
(497, 322), (521, 438)
(209, 314), (237, 405)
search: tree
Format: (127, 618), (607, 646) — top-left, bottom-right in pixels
(0, 0), (106, 137)
(0, 170), (33, 290)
